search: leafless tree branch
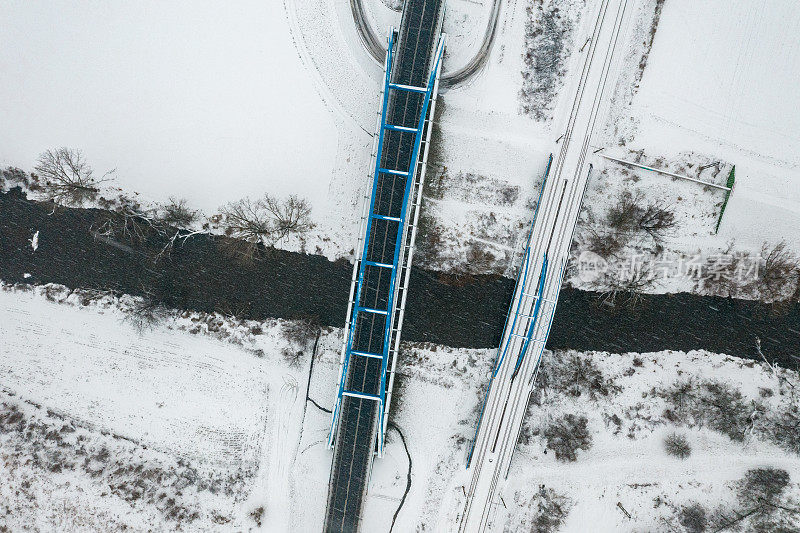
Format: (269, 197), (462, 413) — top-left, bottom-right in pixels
(34, 147), (114, 206)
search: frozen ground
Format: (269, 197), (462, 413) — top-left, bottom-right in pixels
(0, 283), (311, 531)
(2, 283), (799, 531)
(572, 0), (800, 294)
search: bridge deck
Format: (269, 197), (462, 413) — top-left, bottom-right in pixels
(324, 1), (443, 532)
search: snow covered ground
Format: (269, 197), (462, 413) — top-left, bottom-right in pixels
(0, 284), (313, 530)
(361, 346), (800, 532)
(4, 284), (797, 531)
(574, 0), (800, 294)
(3, 0), (800, 295)
(0, 1), (336, 215)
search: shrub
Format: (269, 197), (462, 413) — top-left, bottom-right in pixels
(216, 234), (262, 263)
(607, 191), (642, 232)
(249, 506), (264, 527)
(738, 467), (790, 505)
(380, 0), (403, 10)
(531, 486), (572, 533)
(663, 432), (691, 459)
(123, 294), (170, 333)
(1, 166), (41, 192)
(586, 229), (625, 258)
(519, 1), (576, 121)
(542, 414), (592, 462)
(159, 198), (198, 228)
(591, 261), (655, 309)
(660, 379), (755, 442)
(766, 403), (800, 454)
(538, 351), (618, 399)
(697, 243), (748, 298)
(699, 241), (800, 303)
(465, 242), (497, 272)
(282, 317), (319, 347)
(414, 210), (444, 266)
(679, 503), (707, 533)
(753, 241), (799, 302)
(281, 347), (304, 369)
(606, 190), (676, 243)
(219, 198), (271, 243)
(262, 194), (313, 242)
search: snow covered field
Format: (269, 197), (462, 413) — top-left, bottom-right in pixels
(3, 285), (798, 531)
(0, 284), (312, 530)
(5, 0), (797, 293)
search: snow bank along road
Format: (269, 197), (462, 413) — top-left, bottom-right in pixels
(458, 1), (631, 531)
(324, 1), (444, 531)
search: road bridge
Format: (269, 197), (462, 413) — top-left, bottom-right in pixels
(324, 1), (445, 531)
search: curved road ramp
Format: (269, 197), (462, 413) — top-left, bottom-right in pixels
(324, 1), (445, 531)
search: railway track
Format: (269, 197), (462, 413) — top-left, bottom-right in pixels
(457, 1), (630, 531)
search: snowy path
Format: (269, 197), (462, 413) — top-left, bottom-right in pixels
(247, 372), (306, 532)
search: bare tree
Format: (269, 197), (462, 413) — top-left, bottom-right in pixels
(217, 198), (271, 261)
(700, 241), (800, 303)
(282, 317), (320, 347)
(606, 190), (675, 244)
(591, 263), (655, 309)
(34, 148), (114, 206)
(750, 241), (800, 303)
(92, 194), (163, 245)
(606, 191), (642, 233)
(123, 289), (170, 333)
(585, 228), (625, 258)
(637, 199), (676, 240)
(263, 194), (313, 243)
(220, 198), (271, 240)
(218, 194), (313, 259)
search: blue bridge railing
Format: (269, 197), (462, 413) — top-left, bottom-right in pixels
(466, 154), (553, 468)
(328, 30), (446, 457)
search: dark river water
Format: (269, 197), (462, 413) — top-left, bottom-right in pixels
(2, 189), (797, 366)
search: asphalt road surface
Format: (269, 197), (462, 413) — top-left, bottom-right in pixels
(324, 1), (444, 531)
(351, 0), (501, 88)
